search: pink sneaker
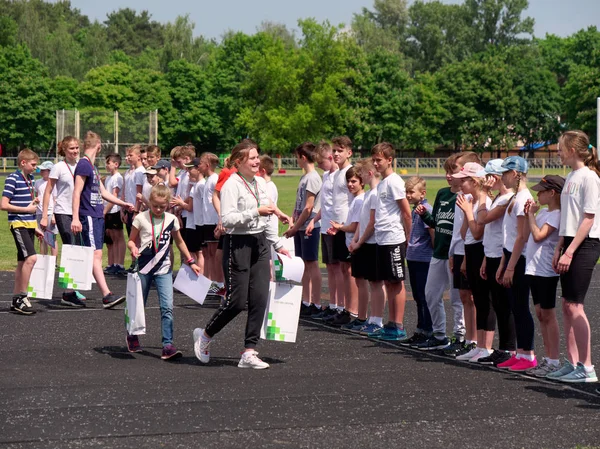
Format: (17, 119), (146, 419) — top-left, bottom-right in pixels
(497, 355), (519, 369)
(509, 358), (538, 372)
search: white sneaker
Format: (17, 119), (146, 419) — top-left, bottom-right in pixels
(469, 348), (492, 363)
(193, 328), (211, 364)
(238, 350), (270, 370)
(457, 347), (481, 361)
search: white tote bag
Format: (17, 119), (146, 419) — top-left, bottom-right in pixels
(27, 255), (56, 300)
(124, 272), (146, 335)
(58, 244), (94, 291)
(260, 282), (303, 343)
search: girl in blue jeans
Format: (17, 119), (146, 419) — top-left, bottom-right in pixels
(127, 184), (201, 360)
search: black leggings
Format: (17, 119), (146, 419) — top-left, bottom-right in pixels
(485, 257), (516, 351)
(465, 243), (495, 331)
(502, 249), (534, 351)
(205, 233), (270, 349)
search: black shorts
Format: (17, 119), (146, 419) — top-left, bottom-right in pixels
(105, 212), (123, 230)
(11, 227), (36, 261)
(54, 213), (73, 244)
(321, 233), (337, 265)
(452, 254), (470, 290)
(375, 242), (406, 283)
(185, 226), (202, 253)
(351, 243), (377, 281)
(527, 275), (559, 309)
(217, 234), (224, 250)
(332, 231), (350, 263)
(202, 224), (218, 243)
(294, 230), (320, 262)
(560, 237), (600, 304)
(123, 210), (134, 237)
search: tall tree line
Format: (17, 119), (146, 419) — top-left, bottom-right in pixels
(0, 0), (598, 155)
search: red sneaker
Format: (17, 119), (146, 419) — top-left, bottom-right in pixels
(497, 355), (519, 369)
(509, 358), (538, 372)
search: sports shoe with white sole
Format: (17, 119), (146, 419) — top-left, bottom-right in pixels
(456, 346), (481, 361)
(238, 350), (270, 369)
(470, 348), (493, 363)
(557, 362), (598, 383)
(193, 328), (211, 364)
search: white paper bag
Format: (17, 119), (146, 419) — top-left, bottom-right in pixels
(261, 282), (303, 343)
(173, 264), (212, 305)
(58, 244), (94, 291)
(27, 255), (56, 300)
(125, 272), (146, 335)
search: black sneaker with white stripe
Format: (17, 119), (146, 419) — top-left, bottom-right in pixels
(10, 295), (36, 315)
(102, 293), (126, 309)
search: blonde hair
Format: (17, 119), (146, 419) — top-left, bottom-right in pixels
(146, 145), (161, 158)
(180, 144), (196, 160)
(559, 130), (600, 177)
(406, 176), (426, 191)
(83, 131), (101, 150)
(17, 148), (39, 164)
(315, 140), (332, 164)
(127, 144), (143, 156)
(355, 158), (381, 179)
(201, 152), (219, 169)
(149, 184), (172, 203)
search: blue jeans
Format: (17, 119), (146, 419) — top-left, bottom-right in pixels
(138, 272), (174, 346)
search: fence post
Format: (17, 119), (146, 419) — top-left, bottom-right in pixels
(437, 158), (440, 174)
(542, 158), (545, 176)
(277, 155), (282, 171)
(114, 111), (119, 155)
(2, 158), (5, 172)
(416, 158), (419, 174)
(393, 158), (397, 172)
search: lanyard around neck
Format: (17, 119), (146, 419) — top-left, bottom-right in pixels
(237, 173), (260, 207)
(19, 171), (35, 200)
(82, 155), (99, 184)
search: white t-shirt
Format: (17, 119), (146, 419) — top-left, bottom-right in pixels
(49, 160), (77, 215)
(266, 180), (279, 237)
(449, 193), (471, 256)
(193, 178), (206, 228)
(132, 211), (179, 276)
(345, 192), (364, 247)
(124, 166), (145, 205)
(525, 208), (560, 277)
(331, 165), (353, 223)
(142, 179), (153, 203)
(375, 173), (407, 245)
(176, 170), (191, 220)
(464, 196), (492, 245)
(319, 170), (336, 234)
(104, 172), (123, 214)
(35, 178), (54, 215)
(560, 166), (600, 238)
(503, 188), (533, 254)
(483, 192), (513, 258)
(359, 186), (378, 245)
(202, 173), (219, 225)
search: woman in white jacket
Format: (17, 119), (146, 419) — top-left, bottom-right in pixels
(193, 139), (290, 369)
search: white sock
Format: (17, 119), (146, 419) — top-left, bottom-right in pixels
(350, 312), (358, 318)
(516, 353), (524, 359)
(584, 364), (595, 373)
(302, 301), (310, 307)
(336, 305), (344, 312)
(216, 282), (224, 288)
(547, 358), (560, 367)
(314, 303), (321, 309)
(466, 340), (477, 345)
(371, 316), (383, 327)
(521, 354), (535, 361)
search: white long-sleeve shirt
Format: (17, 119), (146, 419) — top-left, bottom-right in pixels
(220, 173), (282, 250)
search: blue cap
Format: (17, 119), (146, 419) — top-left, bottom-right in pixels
(152, 159), (171, 170)
(498, 156), (528, 174)
(475, 159), (504, 177)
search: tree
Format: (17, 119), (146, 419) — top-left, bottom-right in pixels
(351, 0), (408, 54)
(104, 8), (164, 56)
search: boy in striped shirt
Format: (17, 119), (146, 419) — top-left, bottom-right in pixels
(1, 149), (40, 315)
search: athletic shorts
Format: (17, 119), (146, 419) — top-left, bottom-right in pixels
(527, 275), (559, 309)
(294, 229), (319, 262)
(332, 231), (350, 262)
(351, 243), (377, 281)
(217, 234), (224, 250)
(80, 216), (105, 250)
(185, 226), (202, 253)
(320, 233), (337, 265)
(375, 242), (406, 283)
(54, 213), (74, 244)
(123, 210), (134, 237)
(11, 227), (36, 261)
(560, 237), (600, 304)
(202, 224), (218, 243)
(105, 212), (123, 230)
(452, 254), (470, 290)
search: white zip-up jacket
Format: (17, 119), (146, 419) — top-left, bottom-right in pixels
(220, 173), (282, 250)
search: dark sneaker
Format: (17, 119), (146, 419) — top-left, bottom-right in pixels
(329, 310), (351, 327)
(322, 309), (340, 323)
(477, 349), (509, 366)
(415, 336), (451, 351)
(161, 344), (183, 360)
(447, 341), (475, 358)
(103, 265), (115, 275)
(312, 307), (334, 320)
(301, 303), (320, 317)
(342, 318), (367, 332)
(61, 292), (86, 308)
(491, 350), (512, 366)
(102, 293), (126, 309)
(10, 295), (36, 315)
(400, 332), (429, 347)
(378, 325), (407, 341)
(300, 303), (310, 315)
(126, 334), (142, 353)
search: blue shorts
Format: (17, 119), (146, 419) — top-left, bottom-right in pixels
(294, 229), (320, 262)
(81, 216), (105, 250)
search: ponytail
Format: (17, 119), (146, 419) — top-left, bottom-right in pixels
(585, 144), (600, 177)
(559, 130), (600, 177)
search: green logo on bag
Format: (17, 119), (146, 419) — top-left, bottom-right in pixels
(265, 312), (286, 341)
(57, 266), (78, 289)
(26, 285), (36, 298)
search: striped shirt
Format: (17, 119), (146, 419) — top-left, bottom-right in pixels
(2, 171), (37, 229)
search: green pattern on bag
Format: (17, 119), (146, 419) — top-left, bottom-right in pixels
(57, 266), (78, 289)
(265, 312), (286, 341)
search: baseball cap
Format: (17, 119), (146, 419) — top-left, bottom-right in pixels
(452, 162), (485, 178)
(475, 159), (504, 177)
(531, 175), (565, 193)
(145, 167), (157, 175)
(39, 161), (54, 171)
(498, 156), (528, 174)
(153, 160), (171, 170)
(183, 158), (201, 168)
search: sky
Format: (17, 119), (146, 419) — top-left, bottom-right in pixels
(66, 0), (600, 41)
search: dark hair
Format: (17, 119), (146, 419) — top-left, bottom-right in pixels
(345, 166), (363, 184)
(146, 145), (161, 158)
(260, 155), (275, 175)
(559, 130), (600, 177)
(332, 136), (352, 150)
(294, 142), (317, 163)
(230, 139), (259, 167)
(371, 142), (395, 159)
(105, 153), (122, 166)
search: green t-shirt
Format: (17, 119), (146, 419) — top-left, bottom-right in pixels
(421, 187), (456, 260)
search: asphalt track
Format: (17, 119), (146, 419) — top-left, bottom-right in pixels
(1, 270), (600, 449)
